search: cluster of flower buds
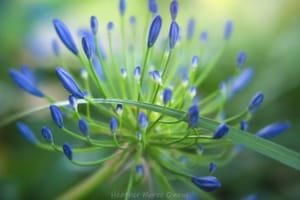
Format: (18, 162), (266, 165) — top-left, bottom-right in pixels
(9, 0), (292, 198)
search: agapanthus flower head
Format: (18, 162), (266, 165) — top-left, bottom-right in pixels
(7, 1), (298, 198)
(53, 19), (79, 55)
(191, 176), (221, 192)
(41, 126), (53, 143)
(17, 122), (37, 144)
(256, 122), (290, 139)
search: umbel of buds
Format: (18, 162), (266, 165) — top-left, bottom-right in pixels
(7, 0), (297, 199)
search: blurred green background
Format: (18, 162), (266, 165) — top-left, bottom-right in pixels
(0, 0), (300, 199)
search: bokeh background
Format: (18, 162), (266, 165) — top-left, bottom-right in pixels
(0, 0), (300, 199)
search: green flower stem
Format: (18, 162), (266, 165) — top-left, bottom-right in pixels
(57, 151), (128, 200)
(151, 148), (191, 178)
(125, 144), (143, 200)
(70, 152), (120, 166)
(200, 90), (220, 106)
(152, 161), (175, 192)
(62, 127), (116, 148)
(36, 142), (104, 153)
(225, 109), (250, 124)
(140, 47), (151, 91)
(161, 50), (173, 80)
(87, 59), (109, 98)
(107, 31), (115, 67)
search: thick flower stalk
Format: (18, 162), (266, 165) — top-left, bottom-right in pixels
(5, 0), (300, 199)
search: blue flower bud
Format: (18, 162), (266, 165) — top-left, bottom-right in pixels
(16, 122), (37, 144)
(189, 86), (197, 98)
(170, 0), (178, 20)
(188, 105), (199, 128)
(138, 112), (148, 130)
(134, 66), (141, 81)
(68, 95), (77, 109)
(191, 176), (221, 192)
(90, 16), (98, 35)
(187, 18), (195, 40)
(20, 64), (35, 82)
(50, 105), (64, 128)
(169, 21), (180, 49)
(192, 56), (199, 68)
(129, 16), (136, 26)
(41, 126), (53, 143)
(147, 15), (162, 48)
(120, 68), (127, 78)
(243, 194), (259, 200)
(82, 36), (92, 59)
(224, 20), (233, 40)
(240, 120), (248, 131)
(116, 104), (123, 115)
(51, 39), (60, 56)
(63, 142), (73, 160)
(248, 92), (264, 113)
(213, 123), (229, 139)
(110, 117), (119, 133)
(56, 67), (85, 99)
(53, 19), (79, 55)
(9, 69), (44, 97)
(119, 0), (126, 16)
(107, 22), (114, 31)
(148, 0), (158, 14)
(209, 162), (217, 173)
(229, 68), (254, 96)
(197, 144), (204, 154)
(136, 164), (144, 175)
(137, 132), (142, 141)
(149, 70), (161, 84)
(256, 122), (290, 139)
(237, 51), (247, 68)
(78, 118), (89, 136)
(200, 31), (208, 42)
(163, 88), (173, 105)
